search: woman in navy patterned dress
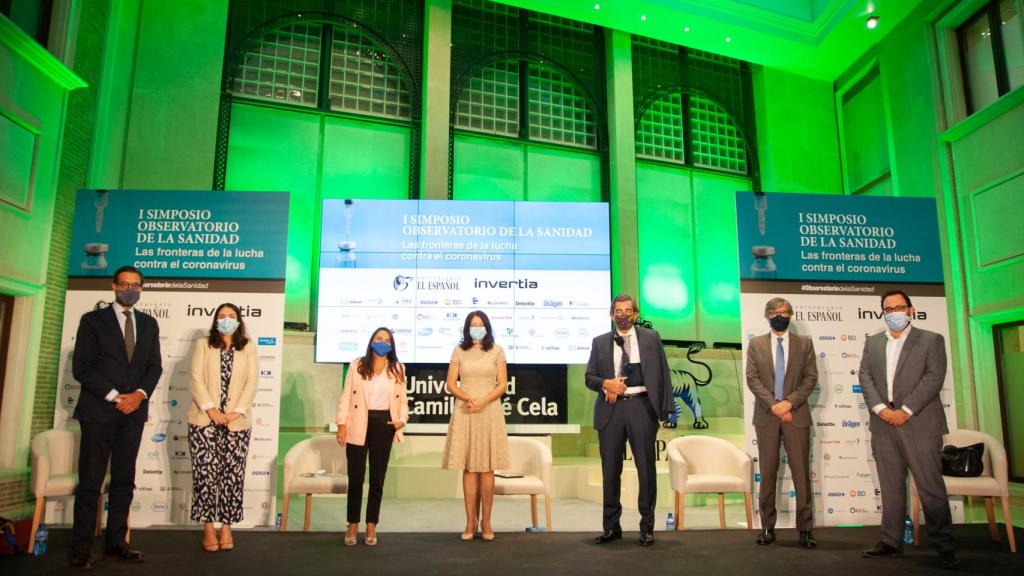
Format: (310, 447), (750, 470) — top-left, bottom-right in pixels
(187, 303), (259, 552)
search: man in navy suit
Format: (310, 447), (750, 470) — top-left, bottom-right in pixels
(585, 294), (673, 546)
(70, 266), (162, 569)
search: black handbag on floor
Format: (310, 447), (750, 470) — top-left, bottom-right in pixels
(941, 442), (985, 477)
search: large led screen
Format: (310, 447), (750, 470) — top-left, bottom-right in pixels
(316, 199), (611, 364)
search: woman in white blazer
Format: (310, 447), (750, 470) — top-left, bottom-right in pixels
(336, 327), (409, 546)
(187, 303), (258, 552)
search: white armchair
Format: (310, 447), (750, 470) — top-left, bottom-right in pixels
(911, 429), (1016, 552)
(667, 436), (753, 530)
(29, 429), (109, 547)
(494, 437), (553, 531)
(282, 435), (348, 532)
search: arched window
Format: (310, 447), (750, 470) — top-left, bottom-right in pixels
(449, 0), (607, 200)
(632, 37), (755, 179)
(228, 17), (414, 120)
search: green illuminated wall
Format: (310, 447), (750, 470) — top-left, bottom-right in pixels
(452, 134), (601, 202)
(635, 163), (749, 344)
(224, 103), (412, 323)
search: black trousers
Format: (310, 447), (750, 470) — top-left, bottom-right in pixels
(346, 411), (396, 524)
(598, 398), (659, 533)
(73, 417), (144, 555)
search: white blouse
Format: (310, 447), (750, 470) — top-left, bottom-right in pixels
(365, 369), (394, 411)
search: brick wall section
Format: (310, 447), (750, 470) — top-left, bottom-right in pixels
(0, 0), (112, 520)
(0, 477), (31, 519)
(30, 0), (111, 439)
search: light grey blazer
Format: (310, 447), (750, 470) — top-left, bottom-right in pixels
(745, 332), (818, 428)
(857, 326), (948, 438)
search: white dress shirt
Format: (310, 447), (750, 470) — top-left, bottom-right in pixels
(613, 326), (646, 395)
(871, 324), (914, 416)
(105, 301), (148, 402)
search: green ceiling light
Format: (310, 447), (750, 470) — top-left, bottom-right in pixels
(684, 26), (690, 32)
(725, 36), (732, 43)
(593, 3), (600, 9)
(866, 16), (879, 29)
(641, 15), (647, 21)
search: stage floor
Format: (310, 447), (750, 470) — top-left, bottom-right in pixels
(5, 522), (1021, 575)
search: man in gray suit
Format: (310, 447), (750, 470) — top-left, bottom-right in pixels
(859, 290), (958, 570)
(585, 294), (673, 546)
(746, 297), (818, 548)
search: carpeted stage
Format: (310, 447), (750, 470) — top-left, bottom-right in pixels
(5, 524), (1021, 575)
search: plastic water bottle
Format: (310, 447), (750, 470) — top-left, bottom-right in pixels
(666, 512), (675, 531)
(275, 512), (282, 532)
(33, 523), (48, 556)
(903, 515), (914, 545)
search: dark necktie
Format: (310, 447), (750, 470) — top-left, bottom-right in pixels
(620, 335), (631, 377)
(124, 310), (135, 362)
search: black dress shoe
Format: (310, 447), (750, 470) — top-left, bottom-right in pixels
(594, 529), (622, 544)
(71, 553), (94, 571)
(105, 544), (145, 562)
(862, 541), (901, 558)
(638, 531), (655, 547)
(799, 530), (817, 548)
(756, 529), (776, 545)
(938, 550), (960, 570)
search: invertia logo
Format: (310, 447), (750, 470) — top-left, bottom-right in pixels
(474, 278), (538, 289)
(187, 304), (262, 317)
(857, 308), (928, 320)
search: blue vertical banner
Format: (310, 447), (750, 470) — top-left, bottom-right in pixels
(735, 191), (959, 528)
(54, 190), (289, 528)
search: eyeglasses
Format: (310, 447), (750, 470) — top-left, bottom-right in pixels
(613, 310), (635, 318)
(882, 305), (909, 314)
(767, 310), (792, 318)
(116, 282), (143, 290)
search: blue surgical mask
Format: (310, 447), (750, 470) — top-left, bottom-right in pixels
(469, 326), (487, 341)
(884, 311), (910, 332)
(216, 317), (239, 335)
(370, 341), (392, 357)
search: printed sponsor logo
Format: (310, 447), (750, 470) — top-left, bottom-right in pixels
(142, 469), (163, 475)
(258, 337), (277, 346)
(151, 502), (168, 511)
(842, 419), (862, 428)
(152, 433), (167, 443)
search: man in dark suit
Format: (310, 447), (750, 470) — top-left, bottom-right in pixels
(585, 293), (673, 546)
(745, 297), (818, 548)
(859, 290), (957, 570)
(70, 266), (162, 569)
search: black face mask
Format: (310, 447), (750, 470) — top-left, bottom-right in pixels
(769, 315), (790, 333)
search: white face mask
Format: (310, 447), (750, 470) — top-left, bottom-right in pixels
(217, 317), (239, 335)
(884, 311), (910, 332)
(469, 326), (487, 341)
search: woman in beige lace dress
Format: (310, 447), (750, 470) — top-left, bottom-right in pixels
(441, 310), (509, 541)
